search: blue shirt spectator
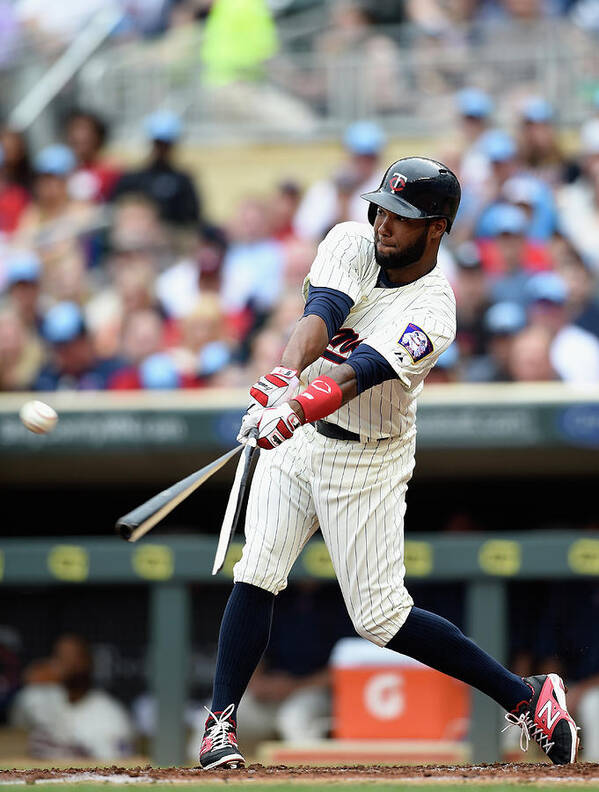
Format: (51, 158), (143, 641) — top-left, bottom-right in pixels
(35, 302), (125, 391)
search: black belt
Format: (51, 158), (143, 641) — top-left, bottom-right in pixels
(315, 420), (361, 442)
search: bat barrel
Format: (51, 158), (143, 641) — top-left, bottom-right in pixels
(114, 445), (243, 542)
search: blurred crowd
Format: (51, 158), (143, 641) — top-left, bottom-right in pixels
(2, 0), (598, 61)
(1, 90), (599, 393)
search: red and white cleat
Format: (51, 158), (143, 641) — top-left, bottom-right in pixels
(503, 674), (580, 764)
(199, 704), (245, 770)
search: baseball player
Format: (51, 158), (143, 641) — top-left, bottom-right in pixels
(199, 157), (579, 769)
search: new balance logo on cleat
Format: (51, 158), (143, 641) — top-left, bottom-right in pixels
(503, 674), (580, 764)
(199, 704), (245, 770)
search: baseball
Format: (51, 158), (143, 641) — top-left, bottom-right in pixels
(19, 400), (58, 435)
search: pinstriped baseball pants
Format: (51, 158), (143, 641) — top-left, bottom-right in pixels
(233, 423), (415, 646)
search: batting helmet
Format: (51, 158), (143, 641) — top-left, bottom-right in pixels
(361, 157), (461, 232)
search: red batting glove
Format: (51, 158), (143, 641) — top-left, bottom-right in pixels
(256, 403), (303, 450)
(249, 366), (299, 410)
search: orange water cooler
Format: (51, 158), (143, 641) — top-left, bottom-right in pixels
(331, 638), (470, 741)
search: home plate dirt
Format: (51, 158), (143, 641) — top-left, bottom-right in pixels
(0, 764), (598, 784)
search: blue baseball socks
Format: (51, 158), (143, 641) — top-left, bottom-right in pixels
(210, 583), (275, 715)
(387, 606), (532, 711)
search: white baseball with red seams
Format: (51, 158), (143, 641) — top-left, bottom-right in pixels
(19, 400), (58, 434)
(233, 222), (456, 645)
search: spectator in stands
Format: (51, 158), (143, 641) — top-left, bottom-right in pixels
(2, 250), (42, 332)
(200, 0), (315, 132)
(454, 88), (494, 199)
(111, 111), (201, 228)
(449, 89), (494, 241)
(556, 119), (599, 270)
(107, 308), (166, 390)
(195, 225), (228, 294)
(474, 130), (520, 235)
(500, 173), (557, 243)
(213, 326), (284, 388)
(480, 204), (533, 304)
(0, 128), (33, 191)
(525, 272), (599, 383)
(269, 180), (302, 244)
(507, 324), (557, 382)
(15, 144), (97, 278)
(65, 109), (121, 203)
(156, 224), (228, 319)
(0, 143), (29, 234)
(10, 633), (135, 759)
(557, 250), (599, 338)
(220, 196), (285, 335)
(282, 238), (317, 289)
(110, 350), (189, 390)
(316, 1), (403, 115)
(0, 303), (43, 390)
(405, 0), (479, 31)
(172, 294), (231, 384)
(294, 120), (385, 241)
(86, 221), (166, 359)
(453, 241), (491, 360)
(517, 96), (571, 187)
(480, 129), (519, 201)
(35, 302), (125, 390)
(465, 301), (527, 382)
(110, 195), (167, 254)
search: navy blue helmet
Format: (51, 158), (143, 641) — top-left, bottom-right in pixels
(361, 157), (461, 233)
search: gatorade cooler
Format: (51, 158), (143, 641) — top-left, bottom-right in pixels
(331, 638), (469, 741)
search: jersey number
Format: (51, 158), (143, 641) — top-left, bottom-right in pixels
(322, 328), (361, 365)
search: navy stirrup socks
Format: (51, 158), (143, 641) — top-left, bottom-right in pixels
(210, 582), (275, 715)
(387, 606), (531, 711)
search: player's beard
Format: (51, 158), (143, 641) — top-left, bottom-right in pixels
(374, 226), (429, 271)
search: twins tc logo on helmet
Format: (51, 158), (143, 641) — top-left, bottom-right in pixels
(398, 323), (433, 362)
(389, 172), (407, 192)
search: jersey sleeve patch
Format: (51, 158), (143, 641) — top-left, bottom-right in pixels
(398, 323), (434, 362)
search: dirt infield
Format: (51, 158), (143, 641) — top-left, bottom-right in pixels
(0, 763), (598, 784)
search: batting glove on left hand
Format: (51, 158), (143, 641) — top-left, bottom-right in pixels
(254, 403), (303, 450)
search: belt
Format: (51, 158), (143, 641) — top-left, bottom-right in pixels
(315, 420), (361, 442)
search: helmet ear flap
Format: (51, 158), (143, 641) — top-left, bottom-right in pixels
(368, 203), (377, 226)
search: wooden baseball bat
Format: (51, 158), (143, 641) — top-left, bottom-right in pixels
(116, 445), (243, 542)
(212, 439), (259, 575)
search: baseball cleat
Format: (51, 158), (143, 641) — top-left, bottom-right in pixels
(503, 674), (580, 764)
(199, 703), (245, 770)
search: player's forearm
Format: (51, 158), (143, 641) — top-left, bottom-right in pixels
(280, 315), (330, 375)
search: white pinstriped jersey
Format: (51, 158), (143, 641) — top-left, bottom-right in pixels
(301, 221), (457, 441)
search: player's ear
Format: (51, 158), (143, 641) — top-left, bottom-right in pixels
(429, 218), (447, 240)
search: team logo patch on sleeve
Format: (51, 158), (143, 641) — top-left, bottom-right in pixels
(398, 323), (434, 362)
